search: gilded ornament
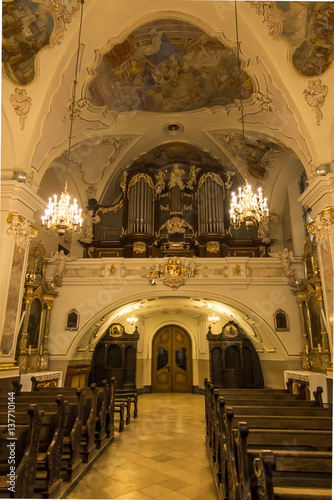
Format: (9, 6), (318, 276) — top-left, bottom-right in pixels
(206, 241), (220, 254)
(133, 242), (146, 254)
(6, 213), (38, 250)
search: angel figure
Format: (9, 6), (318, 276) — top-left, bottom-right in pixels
(48, 250), (75, 286)
(155, 171), (165, 195)
(80, 210), (101, 244)
(280, 248), (296, 277)
(186, 165), (198, 190)
(169, 164), (185, 190)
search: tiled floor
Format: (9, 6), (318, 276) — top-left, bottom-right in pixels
(68, 393), (217, 500)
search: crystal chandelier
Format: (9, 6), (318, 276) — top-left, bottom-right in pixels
(229, 1), (270, 230)
(230, 184), (269, 229)
(42, 182), (82, 237)
(42, 0), (84, 237)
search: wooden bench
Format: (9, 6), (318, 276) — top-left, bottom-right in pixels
(204, 381), (332, 500)
(115, 389), (138, 418)
(0, 396), (66, 499)
(239, 425), (332, 500)
(0, 405), (43, 499)
(17, 384), (98, 464)
(253, 449), (332, 500)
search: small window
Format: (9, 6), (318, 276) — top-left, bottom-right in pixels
(65, 309), (79, 331)
(274, 309), (289, 331)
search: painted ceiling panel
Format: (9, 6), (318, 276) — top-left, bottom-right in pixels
(86, 19), (254, 113)
(2, 0), (54, 85)
(275, 1), (334, 77)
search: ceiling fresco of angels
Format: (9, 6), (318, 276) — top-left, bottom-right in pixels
(87, 19), (254, 113)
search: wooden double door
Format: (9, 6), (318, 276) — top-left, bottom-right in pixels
(152, 325), (193, 392)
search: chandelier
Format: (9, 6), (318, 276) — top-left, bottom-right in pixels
(41, 0), (84, 237)
(209, 315), (219, 325)
(229, 1), (270, 230)
(127, 315), (138, 326)
(230, 184), (269, 229)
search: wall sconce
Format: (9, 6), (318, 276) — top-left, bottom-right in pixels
(127, 315), (138, 326)
(209, 315), (219, 325)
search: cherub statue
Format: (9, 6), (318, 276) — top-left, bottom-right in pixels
(155, 171), (165, 195)
(186, 165), (198, 190)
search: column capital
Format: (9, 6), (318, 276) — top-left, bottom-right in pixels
(6, 213), (39, 251)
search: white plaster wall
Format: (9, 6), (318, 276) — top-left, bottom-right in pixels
(45, 257), (304, 390)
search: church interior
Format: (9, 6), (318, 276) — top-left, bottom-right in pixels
(1, 0), (334, 498)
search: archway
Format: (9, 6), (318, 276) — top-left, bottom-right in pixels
(152, 325), (193, 393)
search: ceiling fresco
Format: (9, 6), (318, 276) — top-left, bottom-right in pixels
(128, 142), (226, 173)
(213, 132), (284, 180)
(275, 1), (334, 77)
(87, 19), (254, 113)
(2, 0), (54, 85)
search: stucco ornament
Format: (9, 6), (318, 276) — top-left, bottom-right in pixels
(307, 207), (334, 245)
(133, 242), (146, 254)
(206, 241), (220, 254)
(253, 91), (277, 112)
(148, 257), (198, 289)
(9, 88), (33, 130)
(303, 80), (328, 125)
(79, 210), (101, 244)
(6, 213), (38, 250)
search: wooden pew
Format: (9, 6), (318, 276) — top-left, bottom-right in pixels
(204, 381), (332, 500)
(0, 405), (43, 499)
(0, 397), (66, 499)
(16, 384), (98, 464)
(8, 391), (84, 482)
(115, 389), (138, 418)
(239, 425), (332, 500)
(31, 379), (113, 449)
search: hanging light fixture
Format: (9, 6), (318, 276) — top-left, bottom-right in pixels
(209, 315), (219, 325)
(229, 1), (270, 230)
(127, 315), (138, 326)
(41, 0), (84, 237)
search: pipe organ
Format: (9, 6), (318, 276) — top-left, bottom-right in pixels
(198, 173), (225, 235)
(128, 174), (154, 235)
(80, 161), (271, 258)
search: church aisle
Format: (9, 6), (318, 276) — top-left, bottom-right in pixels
(67, 393), (217, 500)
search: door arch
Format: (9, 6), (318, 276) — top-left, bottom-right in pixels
(152, 325), (193, 393)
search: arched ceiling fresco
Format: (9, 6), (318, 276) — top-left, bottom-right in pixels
(87, 19), (254, 113)
(2, 0), (54, 85)
(269, 1), (334, 77)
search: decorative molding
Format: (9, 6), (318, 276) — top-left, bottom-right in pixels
(63, 97), (89, 121)
(252, 91), (277, 112)
(198, 172), (225, 190)
(250, 2), (282, 39)
(303, 80), (328, 126)
(128, 173), (155, 196)
(6, 213), (38, 250)
(45, 0), (81, 45)
(9, 88), (33, 130)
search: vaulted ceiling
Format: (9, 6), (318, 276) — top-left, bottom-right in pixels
(2, 0), (334, 224)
